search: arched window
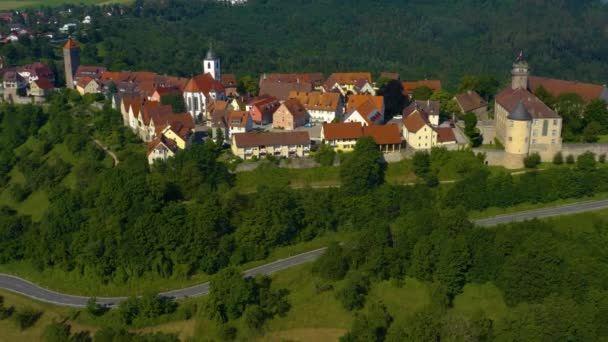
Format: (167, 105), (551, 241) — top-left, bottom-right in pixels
(207, 62), (211, 69)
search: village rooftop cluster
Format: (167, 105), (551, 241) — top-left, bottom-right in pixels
(3, 37), (608, 168)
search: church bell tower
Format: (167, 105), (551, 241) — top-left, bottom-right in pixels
(203, 45), (221, 81)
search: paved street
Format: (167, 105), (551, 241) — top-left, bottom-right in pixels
(2, 199), (608, 307)
(0, 247), (328, 308)
(472, 199), (608, 227)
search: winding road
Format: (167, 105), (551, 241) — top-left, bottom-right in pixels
(2, 199), (608, 308)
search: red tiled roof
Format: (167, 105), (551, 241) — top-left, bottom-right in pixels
(147, 135), (178, 155)
(322, 122), (363, 140)
(403, 111), (430, 133)
(221, 74), (237, 88)
(322, 122), (401, 145)
(347, 95), (384, 113)
(496, 88), (560, 119)
(33, 77), (54, 90)
(233, 131), (310, 148)
(228, 111), (250, 128)
(184, 73), (225, 95)
(289, 91), (341, 112)
(261, 73), (324, 86)
(454, 91), (486, 112)
(327, 72), (372, 86)
(76, 76), (94, 88)
(436, 127), (456, 143)
(282, 98), (307, 119)
(259, 80), (312, 101)
(402, 80), (442, 95)
(363, 124), (402, 145)
(528, 76), (607, 103)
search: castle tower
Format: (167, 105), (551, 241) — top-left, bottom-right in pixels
(203, 47), (220, 81)
(63, 39), (80, 89)
(505, 101), (532, 155)
(511, 51), (529, 90)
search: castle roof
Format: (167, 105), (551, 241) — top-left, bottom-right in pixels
(508, 101), (532, 121)
(496, 88), (559, 120)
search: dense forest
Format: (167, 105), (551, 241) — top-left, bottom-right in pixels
(2, 90), (608, 339)
(2, 0), (608, 88)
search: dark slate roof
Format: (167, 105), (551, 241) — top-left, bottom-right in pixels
(508, 101), (532, 121)
(205, 48), (216, 60)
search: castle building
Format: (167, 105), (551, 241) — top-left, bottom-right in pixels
(63, 39), (80, 89)
(494, 55), (562, 165)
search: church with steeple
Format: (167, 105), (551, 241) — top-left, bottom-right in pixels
(183, 47), (226, 122)
(494, 53), (563, 167)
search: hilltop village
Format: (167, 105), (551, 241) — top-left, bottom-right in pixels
(2, 38), (608, 168)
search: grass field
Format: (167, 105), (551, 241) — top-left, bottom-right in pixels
(0, 0), (132, 10)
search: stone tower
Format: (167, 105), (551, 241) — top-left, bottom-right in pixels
(511, 51), (529, 90)
(203, 46), (220, 81)
(505, 100), (532, 155)
(63, 38), (80, 89)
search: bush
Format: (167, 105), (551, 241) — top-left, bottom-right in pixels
(14, 309), (42, 330)
(314, 143), (336, 166)
(312, 242), (349, 281)
(335, 272), (370, 311)
(600, 154), (606, 163)
(553, 152), (563, 165)
(523, 153), (541, 169)
(86, 297), (107, 317)
(577, 152), (596, 171)
(566, 155), (575, 164)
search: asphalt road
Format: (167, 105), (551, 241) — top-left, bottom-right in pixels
(2, 199), (608, 308)
(0, 247), (328, 308)
(472, 199), (608, 227)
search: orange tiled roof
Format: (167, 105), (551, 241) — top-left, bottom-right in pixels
(290, 91), (341, 112)
(363, 124), (402, 145)
(322, 122), (363, 140)
(347, 95), (384, 112)
(528, 76), (607, 103)
(184, 73), (225, 96)
(322, 122), (401, 145)
(327, 72), (372, 85)
(228, 111), (250, 128)
(403, 110), (430, 133)
(402, 80), (442, 95)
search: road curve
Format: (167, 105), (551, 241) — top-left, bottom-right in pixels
(0, 247), (328, 308)
(2, 199), (608, 308)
